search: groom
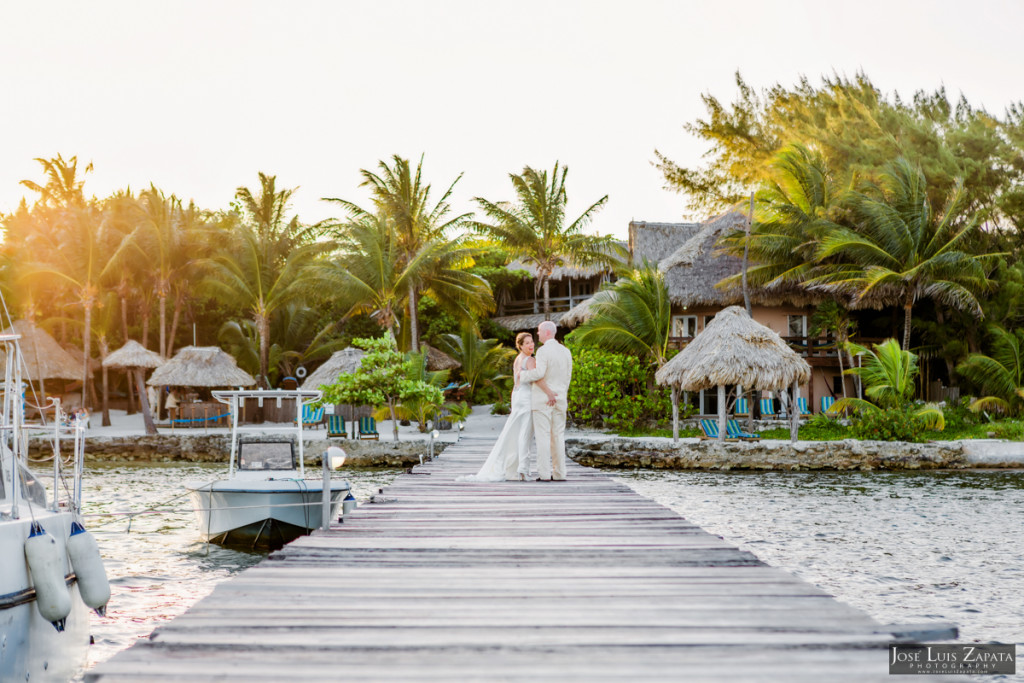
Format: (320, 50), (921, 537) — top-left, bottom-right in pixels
(519, 320), (573, 481)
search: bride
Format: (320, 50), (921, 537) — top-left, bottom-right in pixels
(457, 332), (554, 482)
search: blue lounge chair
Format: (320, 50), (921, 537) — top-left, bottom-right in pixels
(821, 396), (836, 414)
(726, 419), (760, 440)
(734, 398), (749, 417)
(759, 398), (777, 418)
(796, 397), (811, 416)
(698, 419), (721, 440)
(358, 416), (379, 440)
(299, 405), (325, 429)
(327, 414), (347, 438)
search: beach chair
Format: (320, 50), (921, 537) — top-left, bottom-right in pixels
(299, 405), (325, 429)
(734, 398), (749, 417)
(821, 396), (836, 415)
(759, 398), (777, 418)
(796, 397), (811, 417)
(327, 414), (347, 438)
(726, 419), (760, 441)
(699, 419), (734, 440)
(358, 416), (379, 440)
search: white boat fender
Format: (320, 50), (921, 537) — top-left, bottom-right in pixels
(342, 492), (357, 515)
(68, 521), (111, 616)
(24, 521), (72, 632)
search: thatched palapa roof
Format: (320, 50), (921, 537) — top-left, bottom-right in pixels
(147, 346), (256, 387)
(103, 340), (166, 370)
(655, 306), (811, 392)
(635, 212), (820, 309)
(492, 312), (565, 332)
(422, 344), (460, 371)
(301, 348), (365, 389)
(0, 320), (81, 380)
(62, 343), (100, 373)
(559, 295), (602, 328)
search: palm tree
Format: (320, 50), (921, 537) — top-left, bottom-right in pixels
(19, 154), (93, 209)
(323, 213), (491, 345)
(437, 324), (515, 402)
(114, 186), (200, 358)
(833, 338), (944, 428)
(570, 262), (673, 369)
(319, 213), (415, 339)
(809, 159), (996, 350)
(956, 326), (1024, 415)
(323, 155), (480, 351)
(202, 174), (326, 388)
(202, 223), (325, 389)
(472, 163), (621, 319)
(18, 205), (111, 408)
(718, 144), (843, 292)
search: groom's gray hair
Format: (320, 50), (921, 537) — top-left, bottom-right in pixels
(538, 321), (557, 336)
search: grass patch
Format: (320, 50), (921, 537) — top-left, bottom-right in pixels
(614, 416), (1024, 441)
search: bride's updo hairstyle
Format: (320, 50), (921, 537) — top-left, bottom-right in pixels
(515, 332), (533, 352)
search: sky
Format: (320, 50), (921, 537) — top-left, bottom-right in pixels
(1, 0), (1022, 239)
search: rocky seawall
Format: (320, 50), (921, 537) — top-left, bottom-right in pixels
(566, 436), (971, 471)
(29, 434), (444, 467)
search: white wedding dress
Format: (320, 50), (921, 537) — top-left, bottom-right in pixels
(457, 357), (534, 482)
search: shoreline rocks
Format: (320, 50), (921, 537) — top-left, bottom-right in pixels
(566, 436), (972, 471)
(30, 434), (445, 467)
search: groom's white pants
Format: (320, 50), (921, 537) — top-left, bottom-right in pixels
(532, 405), (566, 480)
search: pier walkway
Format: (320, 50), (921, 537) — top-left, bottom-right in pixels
(88, 436), (956, 681)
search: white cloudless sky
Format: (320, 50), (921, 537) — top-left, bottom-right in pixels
(1, 0), (1022, 239)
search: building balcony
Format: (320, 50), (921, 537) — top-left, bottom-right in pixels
(667, 335), (885, 366)
(502, 295), (594, 316)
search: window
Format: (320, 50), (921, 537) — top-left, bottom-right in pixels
(832, 375), (844, 395)
(672, 315), (697, 338)
(703, 314), (715, 329)
(787, 315), (807, 338)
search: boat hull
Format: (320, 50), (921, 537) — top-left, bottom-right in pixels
(187, 478), (350, 550)
(0, 509), (90, 683)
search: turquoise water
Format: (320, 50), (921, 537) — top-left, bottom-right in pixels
(73, 463), (402, 680)
(617, 469), (1024, 646)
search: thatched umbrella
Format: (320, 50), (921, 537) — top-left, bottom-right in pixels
(103, 341), (166, 435)
(422, 344), (461, 372)
(655, 306), (811, 443)
(0, 320), (81, 408)
(147, 346), (256, 387)
(302, 348), (365, 390)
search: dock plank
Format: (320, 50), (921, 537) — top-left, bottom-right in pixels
(86, 437), (960, 681)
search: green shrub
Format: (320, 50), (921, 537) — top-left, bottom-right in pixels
(490, 401), (510, 415)
(850, 406), (928, 442)
(567, 346), (676, 431)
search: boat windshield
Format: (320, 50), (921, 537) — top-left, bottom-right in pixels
(238, 441), (297, 470)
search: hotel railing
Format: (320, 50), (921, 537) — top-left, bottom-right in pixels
(501, 294), (594, 315)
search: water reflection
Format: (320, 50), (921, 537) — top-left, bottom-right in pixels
(74, 463), (401, 679)
(616, 468), (1024, 645)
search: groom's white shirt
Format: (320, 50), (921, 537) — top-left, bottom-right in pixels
(520, 338), (572, 411)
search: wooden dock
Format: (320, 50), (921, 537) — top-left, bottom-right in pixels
(88, 436), (957, 681)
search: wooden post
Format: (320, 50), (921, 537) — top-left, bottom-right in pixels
(789, 381), (800, 443)
(743, 192), (753, 317)
(717, 384), (727, 442)
(671, 386), (679, 445)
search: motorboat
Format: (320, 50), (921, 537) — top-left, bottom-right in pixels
(186, 389), (352, 550)
(0, 332), (110, 683)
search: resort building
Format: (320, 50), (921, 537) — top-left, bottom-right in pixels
(632, 211), (857, 415)
(493, 212), (867, 416)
